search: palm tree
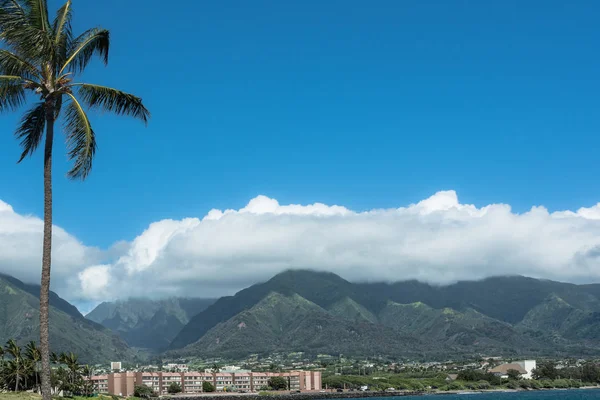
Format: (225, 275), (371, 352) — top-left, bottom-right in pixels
(60, 352), (79, 386)
(5, 340), (22, 391)
(0, 3), (149, 400)
(25, 341), (41, 392)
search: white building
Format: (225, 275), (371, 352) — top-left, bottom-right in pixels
(489, 360), (536, 380)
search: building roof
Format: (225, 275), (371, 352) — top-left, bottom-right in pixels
(489, 363), (527, 375)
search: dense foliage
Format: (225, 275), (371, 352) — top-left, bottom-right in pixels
(533, 361), (600, 383)
(0, 341), (94, 396)
(166, 382), (181, 394)
(322, 370), (598, 393)
(267, 376), (288, 390)
(134, 385), (154, 398)
(202, 381), (215, 392)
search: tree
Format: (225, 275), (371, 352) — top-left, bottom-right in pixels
(533, 362), (558, 380)
(167, 382), (182, 394)
(25, 341), (41, 392)
(268, 376), (288, 391)
(134, 385), (154, 398)
(202, 381), (215, 393)
(5, 340), (22, 391)
(210, 363), (221, 373)
(0, 4), (150, 400)
(507, 369), (522, 381)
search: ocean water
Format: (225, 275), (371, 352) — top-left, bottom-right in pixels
(366, 390), (600, 400)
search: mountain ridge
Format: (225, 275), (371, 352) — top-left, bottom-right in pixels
(167, 270), (600, 359)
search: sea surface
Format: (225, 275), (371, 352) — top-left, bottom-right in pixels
(359, 391), (600, 400)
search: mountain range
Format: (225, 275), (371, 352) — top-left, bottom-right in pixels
(6, 269), (600, 363)
(166, 270), (600, 359)
(0, 274), (139, 363)
(86, 297), (215, 350)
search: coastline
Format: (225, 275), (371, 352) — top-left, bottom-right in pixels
(166, 386), (600, 400)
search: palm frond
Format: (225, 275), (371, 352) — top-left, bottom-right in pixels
(0, 49), (41, 79)
(0, 75), (25, 112)
(75, 83), (150, 124)
(63, 93), (96, 180)
(15, 101), (45, 162)
(52, 0), (71, 69)
(24, 0), (50, 32)
(60, 27), (109, 75)
(0, 0), (52, 62)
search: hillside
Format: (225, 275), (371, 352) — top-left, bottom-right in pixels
(169, 270), (600, 359)
(173, 292), (429, 359)
(87, 297), (214, 350)
(0, 274), (139, 363)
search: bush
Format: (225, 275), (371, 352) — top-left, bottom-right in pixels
(446, 382), (465, 391)
(540, 380), (554, 389)
(134, 385), (154, 399)
(552, 379), (570, 389)
(477, 380), (491, 390)
(519, 380), (531, 389)
(202, 381), (215, 392)
(529, 380), (541, 389)
(506, 381), (519, 390)
(167, 383), (182, 394)
(268, 376), (288, 391)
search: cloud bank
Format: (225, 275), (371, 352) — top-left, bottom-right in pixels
(3, 191), (600, 307)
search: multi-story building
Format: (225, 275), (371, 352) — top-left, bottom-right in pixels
(92, 370), (322, 396)
(90, 375), (109, 394)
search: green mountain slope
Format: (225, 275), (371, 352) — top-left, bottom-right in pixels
(170, 270), (600, 358)
(0, 275), (138, 363)
(380, 301), (540, 354)
(173, 292), (428, 359)
(87, 297), (214, 350)
(328, 297), (378, 324)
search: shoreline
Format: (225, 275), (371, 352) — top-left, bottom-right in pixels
(166, 386), (600, 399)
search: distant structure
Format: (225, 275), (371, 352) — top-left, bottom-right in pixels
(489, 360), (536, 379)
(110, 362), (122, 371)
(164, 363), (189, 372)
(204, 365), (249, 373)
(91, 370), (322, 396)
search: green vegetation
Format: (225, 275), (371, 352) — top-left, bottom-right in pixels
(322, 371), (595, 393)
(0, 275), (138, 363)
(168, 270), (600, 359)
(166, 382), (181, 394)
(267, 376), (288, 390)
(133, 385), (154, 398)
(0, 341), (95, 396)
(202, 381), (215, 392)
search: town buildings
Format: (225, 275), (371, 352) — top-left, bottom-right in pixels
(489, 360), (537, 379)
(91, 370), (322, 396)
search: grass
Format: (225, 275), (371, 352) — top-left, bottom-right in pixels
(0, 393), (42, 400)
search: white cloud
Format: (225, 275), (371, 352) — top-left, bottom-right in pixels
(0, 199), (101, 302)
(3, 191), (600, 306)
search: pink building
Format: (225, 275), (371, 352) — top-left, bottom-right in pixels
(93, 370), (322, 396)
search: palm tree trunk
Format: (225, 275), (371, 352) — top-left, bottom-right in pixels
(15, 370), (19, 392)
(39, 111), (54, 400)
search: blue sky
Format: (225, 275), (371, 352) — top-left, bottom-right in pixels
(1, 1), (600, 305)
(1, 0), (599, 247)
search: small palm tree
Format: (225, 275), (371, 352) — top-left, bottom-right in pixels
(60, 352), (79, 386)
(25, 341), (41, 392)
(0, 2), (149, 400)
(5, 340), (22, 391)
